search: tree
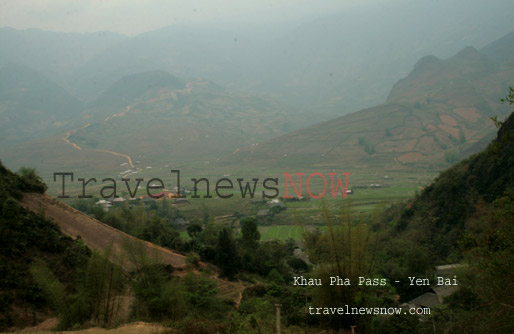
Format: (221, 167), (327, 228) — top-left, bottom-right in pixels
(240, 217), (260, 249)
(215, 228), (239, 279)
(16, 167), (47, 193)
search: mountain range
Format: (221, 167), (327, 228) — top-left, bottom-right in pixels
(224, 32), (514, 170)
(0, 27), (513, 177)
(1, 1), (513, 114)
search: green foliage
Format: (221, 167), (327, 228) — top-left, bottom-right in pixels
(431, 190), (514, 333)
(137, 215), (180, 249)
(240, 217), (260, 249)
(379, 109), (514, 287)
(16, 167), (48, 193)
(0, 161), (47, 202)
(358, 137), (376, 155)
(444, 149), (459, 164)
(499, 86), (514, 106)
(301, 203), (397, 331)
(122, 238), (187, 321)
(29, 259), (83, 329)
(83, 247), (126, 326)
(0, 163), (90, 330)
(72, 200), (183, 251)
(216, 228), (240, 280)
(30, 247), (126, 329)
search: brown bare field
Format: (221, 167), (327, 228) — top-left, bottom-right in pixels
(454, 107), (481, 122)
(438, 123), (460, 138)
(398, 152), (425, 163)
(440, 115), (458, 127)
(416, 136), (438, 154)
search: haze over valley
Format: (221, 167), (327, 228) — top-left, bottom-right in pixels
(1, 1), (514, 333)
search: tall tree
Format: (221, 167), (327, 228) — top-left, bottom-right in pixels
(215, 228), (239, 280)
(240, 217), (260, 249)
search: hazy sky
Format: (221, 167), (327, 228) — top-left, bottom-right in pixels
(0, 0), (377, 36)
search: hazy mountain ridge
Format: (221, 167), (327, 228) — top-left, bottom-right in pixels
(0, 27), (128, 89)
(91, 70), (186, 110)
(0, 64), (84, 146)
(1, 0), (513, 115)
(224, 35), (514, 169)
(481, 30), (514, 68)
(1, 17), (514, 173)
(65, 70), (315, 163)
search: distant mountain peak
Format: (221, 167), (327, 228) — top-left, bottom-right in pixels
(410, 54), (443, 76)
(452, 46), (485, 61)
(480, 30), (514, 67)
(92, 70), (185, 108)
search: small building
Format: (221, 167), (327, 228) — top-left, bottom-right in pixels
(174, 198), (190, 205)
(435, 264), (465, 277)
(267, 199), (286, 210)
(256, 209), (270, 218)
(95, 199), (112, 212)
(112, 197), (126, 206)
(407, 264), (463, 310)
(283, 195), (308, 202)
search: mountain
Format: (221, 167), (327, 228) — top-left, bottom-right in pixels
(2, 1), (513, 115)
(481, 31), (514, 68)
(91, 70), (186, 109)
(66, 70), (315, 163)
(66, 1), (514, 115)
(1, 70), (317, 174)
(224, 38), (514, 170)
(0, 64), (84, 146)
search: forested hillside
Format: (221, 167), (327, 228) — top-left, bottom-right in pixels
(377, 93), (514, 332)
(0, 162), (89, 330)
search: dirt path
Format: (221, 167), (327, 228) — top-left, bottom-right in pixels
(63, 123), (90, 150)
(63, 122), (135, 169)
(90, 148), (135, 168)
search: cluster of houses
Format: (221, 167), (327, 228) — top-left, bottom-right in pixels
(94, 189), (191, 212)
(353, 184), (390, 189)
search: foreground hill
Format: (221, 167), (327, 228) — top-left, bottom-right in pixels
(20, 193), (187, 269)
(384, 108), (514, 268)
(376, 96), (514, 332)
(225, 35), (514, 170)
(0, 162), (88, 329)
(0, 161), (246, 331)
